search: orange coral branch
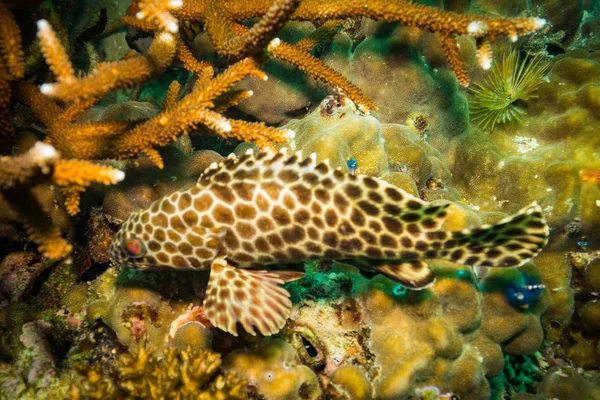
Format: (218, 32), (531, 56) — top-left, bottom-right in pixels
(0, 3), (24, 80)
(176, 0), (545, 87)
(36, 19), (75, 84)
(294, 20), (343, 53)
(0, 142), (59, 190)
(162, 81), (181, 111)
(135, 0), (183, 33)
(25, 52), (290, 168)
(213, 89), (254, 113)
(106, 58), (289, 167)
(440, 33), (469, 87)
(4, 189), (73, 259)
(0, 142), (125, 257)
(37, 20), (177, 104)
(290, 0), (545, 39)
(52, 159), (126, 187)
(270, 40), (377, 111)
(212, 0), (300, 61)
(176, 40), (212, 75)
(0, 4), (24, 144)
(53, 159), (125, 215)
(0, 69), (14, 143)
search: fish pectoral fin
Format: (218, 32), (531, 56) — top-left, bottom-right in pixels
(269, 270), (305, 283)
(203, 257), (293, 337)
(377, 261), (436, 290)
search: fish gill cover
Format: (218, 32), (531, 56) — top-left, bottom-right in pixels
(0, 0), (599, 399)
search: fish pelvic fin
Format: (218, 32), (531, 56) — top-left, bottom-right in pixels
(433, 202), (549, 268)
(203, 257), (294, 336)
(376, 261), (436, 289)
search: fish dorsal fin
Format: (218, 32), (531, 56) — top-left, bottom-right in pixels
(196, 148), (319, 187)
(195, 150), (447, 231)
(203, 257), (294, 336)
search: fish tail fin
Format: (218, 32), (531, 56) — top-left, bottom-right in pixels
(432, 203), (549, 268)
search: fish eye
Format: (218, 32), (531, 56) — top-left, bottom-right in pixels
(122, 237), (146, 259)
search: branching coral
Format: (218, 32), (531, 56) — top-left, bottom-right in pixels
(37, 18), (177, 104)
(70, 344), (248, 400)
(158, 0), (547, 96)
(0, 142), (125, 258)
(25, 20), (291, 169)
(469, 50), (550, 131)
(0, 2), (24, 145)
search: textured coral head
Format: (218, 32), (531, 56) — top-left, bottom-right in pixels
(110, 194), (223, 270)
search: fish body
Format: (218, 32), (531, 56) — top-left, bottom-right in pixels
(110, 149), (549, 336)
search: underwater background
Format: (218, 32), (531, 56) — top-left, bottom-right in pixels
(0, 0), (599, 399)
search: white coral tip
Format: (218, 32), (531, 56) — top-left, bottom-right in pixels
(269, 37), (281, 49)
(285, 129), (296, 139)
(247, 90), (254, 96)
(244, 149), (254, 156)
(533, 18), (546, 30)
(169, 0), (183, 8)
(217, 120), (232, 133)
(166, 21), (179, 33)
(34, 142), (57, 160)
(480, 57), (492, 70)
(135, 11), (146, 19)
(36, 19), (50, 32)
(40, 83), (56, 95)
(158, 32), (174, 43)
(510, 34), (518, 43)
(467, 20), (488, 36)
(113, 170), (126, 182)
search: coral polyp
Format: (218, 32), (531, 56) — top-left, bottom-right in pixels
(469, 50), (550, 131)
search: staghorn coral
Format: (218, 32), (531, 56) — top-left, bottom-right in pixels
(25, 19), (292, 168)
(120, 0), (548, 112)
(0, 2), (24, 146)
(0, 142), (124, 258)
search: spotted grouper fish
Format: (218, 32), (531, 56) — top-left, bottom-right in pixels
(110, 149), (549, 336)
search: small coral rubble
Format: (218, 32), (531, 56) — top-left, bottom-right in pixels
(70, 343), (248, 400)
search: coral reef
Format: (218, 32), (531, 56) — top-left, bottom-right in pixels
(0, 0), (598, 399)
(278, 261), (550, 400)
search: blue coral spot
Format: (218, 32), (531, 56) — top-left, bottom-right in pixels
(392, 284), (407, 297)
(502, 274), (545, 311)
